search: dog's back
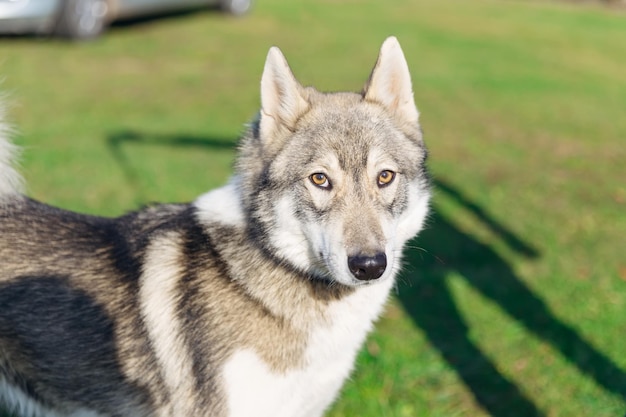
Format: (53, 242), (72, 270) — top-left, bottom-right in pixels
(0, 199), (192, 416)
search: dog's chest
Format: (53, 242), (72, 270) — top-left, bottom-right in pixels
(220, 348), (348, 417)
(220, 282), (392, 417)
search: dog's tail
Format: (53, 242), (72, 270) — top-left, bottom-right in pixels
(0, 105), (24, 198)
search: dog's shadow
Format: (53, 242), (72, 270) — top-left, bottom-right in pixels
(105, 132), (626, 416)
(399, 178), (626, 416)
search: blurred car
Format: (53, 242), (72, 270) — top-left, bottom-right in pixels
(0, 0), (250, 39)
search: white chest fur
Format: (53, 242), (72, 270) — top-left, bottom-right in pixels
(221, 279), (394, 417)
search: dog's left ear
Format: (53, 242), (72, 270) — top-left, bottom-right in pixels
(259, 46), (309, 143)
(363, 37), (419, 126)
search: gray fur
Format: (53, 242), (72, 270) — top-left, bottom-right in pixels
(0, 37), (430, 417)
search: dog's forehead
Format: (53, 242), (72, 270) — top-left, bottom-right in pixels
(287, 96), (417, 168)
(295, 99), (374, 142)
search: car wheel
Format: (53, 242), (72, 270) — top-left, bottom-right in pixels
(220, 0), (251, 16)
(54, 0), (109, 40)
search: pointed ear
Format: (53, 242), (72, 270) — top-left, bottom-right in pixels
(259, 47), (309, 142)
(363, 37), (419, 125)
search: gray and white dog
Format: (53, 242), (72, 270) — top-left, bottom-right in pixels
(0, 36), (430, 417)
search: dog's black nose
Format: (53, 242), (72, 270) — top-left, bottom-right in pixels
(348, 253), (387, 281)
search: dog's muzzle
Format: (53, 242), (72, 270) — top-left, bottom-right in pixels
(348, 253), (387, 281)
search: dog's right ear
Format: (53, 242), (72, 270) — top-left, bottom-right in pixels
(259, 47), (309, 143)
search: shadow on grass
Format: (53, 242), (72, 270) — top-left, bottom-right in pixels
(399, 177), (626, 416)
(106, 130), (237, 203)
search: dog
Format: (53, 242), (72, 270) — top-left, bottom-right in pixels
(0, 36), (431, 417)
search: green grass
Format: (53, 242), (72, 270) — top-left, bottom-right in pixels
(1, 0), (625, 416)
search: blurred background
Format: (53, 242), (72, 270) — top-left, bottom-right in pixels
(1, 0), (625, 416)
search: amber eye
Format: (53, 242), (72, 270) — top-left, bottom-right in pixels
(377, 170), (396, 187)
(310, 173), (331, 189)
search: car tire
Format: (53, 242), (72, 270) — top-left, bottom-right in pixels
(220, 0), (251, 16)
(54, 0), (109, 40)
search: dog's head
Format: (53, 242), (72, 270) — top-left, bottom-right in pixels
(238, 37), (430, 287)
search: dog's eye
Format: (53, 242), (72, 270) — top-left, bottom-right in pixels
(310, 173), (331, 189)
(377, 170), (395, 187)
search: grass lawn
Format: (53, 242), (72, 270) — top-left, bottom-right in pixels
(1, 0), (625, 416)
